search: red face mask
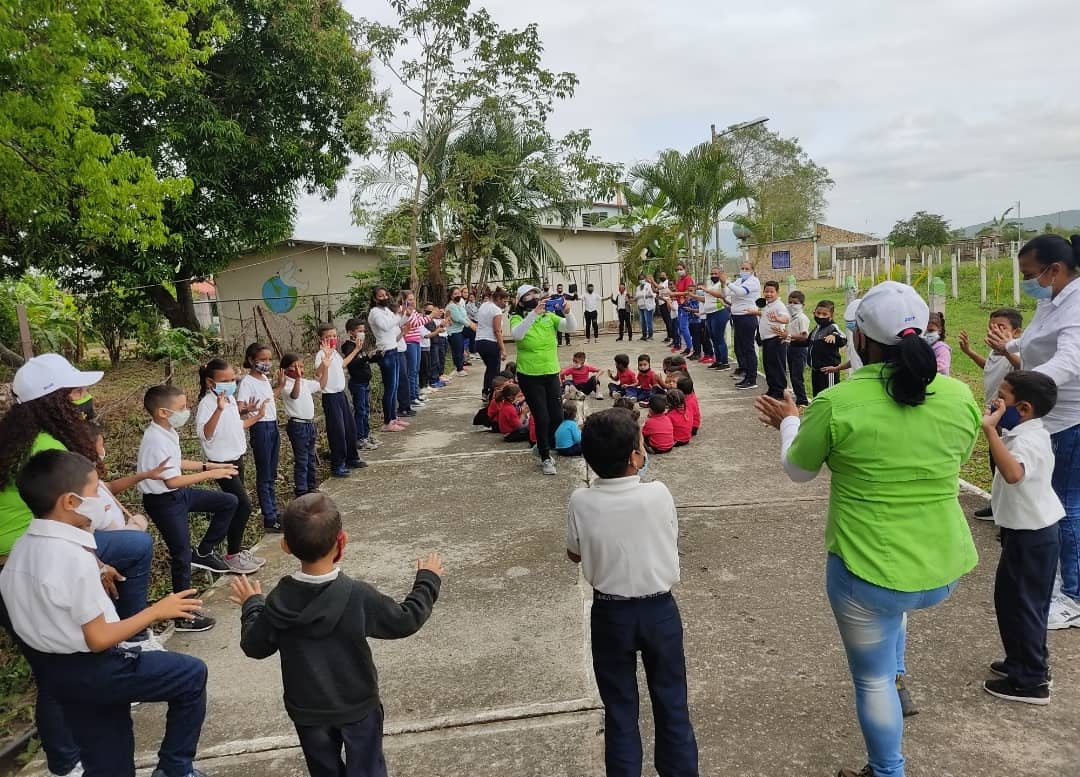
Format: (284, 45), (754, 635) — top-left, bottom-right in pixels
(325, 337), (338, 349)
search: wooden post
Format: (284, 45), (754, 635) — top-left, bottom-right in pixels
(1012, 247), (1021, 306)
(812, 237), (819, 280)
(15, 304), (33, 360)
(905, 257), (911, 285)
(979, 247), (987, 304)
(255, 305), (284, 359)
(951, 253), (959, 298)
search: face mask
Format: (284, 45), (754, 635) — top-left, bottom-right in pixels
(1021, 277), (1053, 300)
(74, 395), (95, 420)
(637, 451), (650, 477)
(376, 297), (389, 307)
(587, 288), (594, 294)
(789, 304), (803, 315)
(677, 270), (686, 277)
(845, 320), (858, 332)
(72, 494), (111, 531)
(814, 317), (832, 328)
(255, 361), (272, 374)
(325, 338), (338, 349)
(710, 275), (721, 283)
(168, 408), (191, 429)
(639, 277), (645, 283)
(212, 381), (237, 398)
(924, 331), (940, 345)
(452, 296), (461, 302)
(521, 297), (539, 311)
(659, 276), (667, 282)
(639, 366), (650, 372)
(739, 271), (751, 280)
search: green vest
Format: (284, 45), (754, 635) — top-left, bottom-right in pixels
(508, 313), (562, 376)
(0, 432), (68, 555)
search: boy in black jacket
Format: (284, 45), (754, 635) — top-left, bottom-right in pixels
(794, 299), (848, 398)
(230, 493), (443, 777)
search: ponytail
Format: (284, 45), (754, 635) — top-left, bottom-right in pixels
(198, 357), (230, 400)
(881, 332), (936, 407)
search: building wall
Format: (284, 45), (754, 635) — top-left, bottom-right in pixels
(746, 223), (876, 284)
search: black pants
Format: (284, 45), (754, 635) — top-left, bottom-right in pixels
(689, 320), (711, 357)
(761, 338), (787, 399)
(322, 391), (360, 471)
(504, 427), (530, 443)
(419, 349), (431, 390)
(591, 593), (698, 777)
(517, 372), (562, 460)
(658, 303), (675, 341)
(565, 376), (598, 396)
(787, 346), (808, 405)
(996, 525), (1059, 688)
(395, 351), (410, 414)
(476, 339), (502, 398)
(584, 310), (599, 339)
(732, 314), (758, 382)
(295, 707), (388, 777)
(143, 487), (237, 592)
(617, 309), (633, 339)
(810, 367), (838, 397)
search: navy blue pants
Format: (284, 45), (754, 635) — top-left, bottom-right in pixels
(706, 309), (729, 365)
(322, 391), (359, 471)
(591, 593), (698, 777)
(377, 351), (398, 424)
(350, 383), (371, 440)
(787, 344), (808, 405)
(476, 339), (502, 398)
(395, 351), (410, 414)
(249, 420), (280, 526)
(295, 707), (388, 777)
(143, 487), (237, 592)
(286, 419), (318, 496)
(732, 314), (758, 382)
(996, 525), (1059, 688)
(762, 337), (788, 399)
(28, 646), (207, 777)
(449, 331), (466, 372)
(208, 457), (251, 554)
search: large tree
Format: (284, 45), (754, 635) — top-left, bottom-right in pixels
(53, 0), (382, 329)
(888, 211), (952, 251)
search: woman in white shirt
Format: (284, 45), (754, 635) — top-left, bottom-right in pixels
(721, 261), (763, 389)
(474, 287), (509, 399)
(367, 285), (408, 431)
(634, 275), (656, 341)
(989, 234), (1080, 629)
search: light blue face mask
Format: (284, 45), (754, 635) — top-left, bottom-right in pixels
(1021, 277), (1052, 300)
(739, 271), (751, 280)
(845, 320), (857, 332)
(213, 381), (237, 398)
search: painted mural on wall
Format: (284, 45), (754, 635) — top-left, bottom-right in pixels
(262, 261), (309, 313)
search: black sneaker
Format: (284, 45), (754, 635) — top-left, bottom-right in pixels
(837, 766), (875, 777)
(191, 549), (230, 573)
(331, 467), (351, 478)
(346, 459), (368, 469)
(687, 354), (700, 361)
(973, 505), (994, 520)
(983, 677), (1050, 705)
(263, 521), (283, 534)
(735, 381), (758, 390)
(989, 661), (1053, 686)
(680, 348), (692, 356)
(896, 674), (918, 717)
(175, 610), (216, 633)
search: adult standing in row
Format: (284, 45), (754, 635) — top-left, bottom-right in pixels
(723, 260), (763, 388)
(656, 270), (676, 344)
(672, 262), (696, 355)
(475, 287), (509, 400)
(446, 286), (473, 377)
(368, 286), (408, 433)
(509, 285), (577, 476)
(610, 282), (633, 341)
(635, 274), (656, 341)
(700, 266), (731, 370)
(990, 234), (1080, 629)
(582, 282), (601, 343)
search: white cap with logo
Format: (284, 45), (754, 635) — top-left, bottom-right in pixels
(853, 281), (929, 345)
(12, 353), (104, 403)
(516, 284), (540, 303)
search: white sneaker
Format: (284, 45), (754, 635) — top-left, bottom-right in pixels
(50, 764), (83, 777)
(455, 370), (468, 377)
(592, 390), (602, 399)
(541, 458), (557, 476)
(237, 549), (266, 569)
(1047, 595), (1080, 630)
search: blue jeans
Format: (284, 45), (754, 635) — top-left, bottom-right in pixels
(676, 309), (693, 352)
(406, 341), (421, 402)
(377, 352), (398, 424)
(286, 419), (318, 495)
(350, 383), (371, 440)
(249, 420), (280, 525)
(449, 331), (466, 372)
(476, 339), (502, 398)
(638, 309), (654, 339)
(94, 530), (152, 620)
(706, 309), (730, 365)
(826, 554), (957, 777)
(590, 593), (698, 777)
(1051, 423), (1080, 600)
(28, 646), (207, 777)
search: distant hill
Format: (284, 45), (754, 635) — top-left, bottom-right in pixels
(961, 210), (1080, 238)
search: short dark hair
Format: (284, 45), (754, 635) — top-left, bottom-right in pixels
(788, 290), (805, 303)
(563, 400), (578, 420)
(282, 493), (343, 563)
(280, 352), (301, 370)
(666, 388), (685, 409)
(582, 408), (640, 478)
(1003, 371), (1058, 418)
(614, 353), (630, 369)
(573, 351), (586, 360)
(317, 322), (336, 337)
(764, 280), (780, 292)
(144, 384), (184, 415)
(17, 450), (96, 518)
(501, 384), (520, 400)
(612, 396), (641, 420)
(676, 375), (694, 395)
(989, 308), (1023, 330)
(637, 354), (651, 365)
(648, 394), (668, 414)
(345, 317), (365, 332)
(815, 300), (836, 313)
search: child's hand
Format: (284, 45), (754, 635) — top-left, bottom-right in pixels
(417, 552), (444, 577)
(126, 513), (149, 532)
(216, 392), (229, 411)
(99, 565), (125, 599)
(147, 458), (171, 481)
(207, 464), (239, 480)
(983, 398), (1007, 429)
(228, 575), (263, 605)
(823, 334), (836, 344)
(821, 365), (841, 374)
(254, 398), (271, 420)
(152, 589), (203, 622)
(958, 329), (970, 352)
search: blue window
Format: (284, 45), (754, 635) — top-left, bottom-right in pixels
(771, 250), (791, 270)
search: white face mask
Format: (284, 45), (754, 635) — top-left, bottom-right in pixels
(789, 303), (803, 315)
(924, 331), (941, 345)
(168, 408), (191, 429)
(72, 494), (112, 532)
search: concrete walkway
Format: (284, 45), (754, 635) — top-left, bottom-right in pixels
(22, 334), (1080, 776)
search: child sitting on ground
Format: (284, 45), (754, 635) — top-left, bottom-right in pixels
(959, 308), (1024, 520)
(980, 371), (1062, 705)
(561, 352), (601, 399)
(612, 396), (642, 422)
(497, 384), (530, 443)
(607, 354), (637, 398)
(642, 394), (675, 454)
(567, 409), (698, 775)
(230, 493), (443, 777)
(629, 354), (664, 403)
(676, 375), (701, 436)
(660, 355), (688, 390)
(555, 400), (583, 456)
(0, 450), (208, 777)
(926, 312), (951, 376)
(666, 389), (692, 447)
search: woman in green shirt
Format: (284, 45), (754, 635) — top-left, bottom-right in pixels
(756, 282), (980, 777)
(509, 285), (577, 476)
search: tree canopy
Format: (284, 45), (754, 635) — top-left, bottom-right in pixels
(888, 211), (952, 249)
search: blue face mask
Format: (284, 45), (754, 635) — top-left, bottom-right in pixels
(739, 271), (751, 280)
(1021, 277), (1052, 300)
(845, 320), (857, 332)
(213, 381), (237, 398)
(637, 451), (650, 477)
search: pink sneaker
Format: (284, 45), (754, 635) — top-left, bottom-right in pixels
(700, 356), (715, 365)
(383, 423), (405, 432)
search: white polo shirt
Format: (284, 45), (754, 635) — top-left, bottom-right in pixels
(983, 353), (1014, 402)
(567, 476), (680, 597)
(236, 374), (277, 422)
(94, 481), (125, 531)
(314, 349), (347, 394)
(582, 292), (601, 313)
(196, 393), (247, 462)
(991, 417), (1065, 531)
(758, 299), (788, 340)
(727, 275), (762, 316)
(137, 422), (183, 495)
(283, 377), (321, 421)
(475, 302), (503, 342)
(1012, 278), (1080, 433)
(0, 519), (119, 653)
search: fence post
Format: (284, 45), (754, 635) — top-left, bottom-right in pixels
(905, 256), (911, 285)
(951, 253), (959, 298)
(979, 247), (987, 304)
(787, 274), (797, 296)
(15, 304), (33, 360)
(929, 276), (947, 315)
(1012, 247), (1021, 306)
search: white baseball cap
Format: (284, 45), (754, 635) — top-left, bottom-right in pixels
(516, 284), (540, 303)
(12, 353), (104, 403)
(843, 298), (861, 323)
(853, 281), (929, 345)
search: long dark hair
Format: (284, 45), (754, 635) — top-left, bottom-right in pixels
(1019, 234), (1080, 272)
(243, 342), (269, 369)
(0, 389), (101, 489)
(198, 358), (232, 400)
(880, 331), (937, 407)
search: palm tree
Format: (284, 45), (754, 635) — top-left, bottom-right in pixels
(600, 186), (683, 280)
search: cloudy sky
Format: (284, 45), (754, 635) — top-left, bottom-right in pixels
(295, 0), (1080, 244)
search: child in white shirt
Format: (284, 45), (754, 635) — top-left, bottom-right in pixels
(278, 353), (328, 498)
(237, 342), (282, 532)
